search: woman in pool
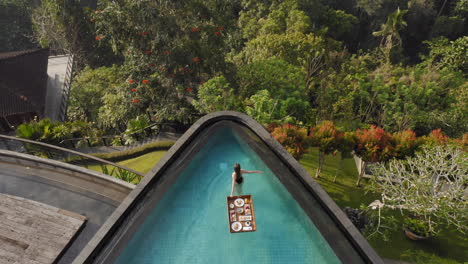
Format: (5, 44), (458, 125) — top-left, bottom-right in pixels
(230, 163), (263, 196)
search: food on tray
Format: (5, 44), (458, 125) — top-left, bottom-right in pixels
(228, 195), (256, 233)
(234, 198), (244, 207)
(230, 213), (236, 221)
(239, 215), (252, 221)
(231, 222), (242, 231)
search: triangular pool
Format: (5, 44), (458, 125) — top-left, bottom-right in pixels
(74, 112), (382, 264)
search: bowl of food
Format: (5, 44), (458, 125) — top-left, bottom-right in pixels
(234, 198), (244, 207)
(231, 222), (242, 232)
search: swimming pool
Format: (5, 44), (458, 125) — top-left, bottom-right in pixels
(115, 126), (341, 263)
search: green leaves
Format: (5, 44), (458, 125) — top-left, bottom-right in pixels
(192, 76), (240, 113)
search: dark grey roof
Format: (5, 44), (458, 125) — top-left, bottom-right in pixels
(0, 49), (46, 60)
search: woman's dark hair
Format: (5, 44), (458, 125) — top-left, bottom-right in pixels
(234, 163), (243, 184)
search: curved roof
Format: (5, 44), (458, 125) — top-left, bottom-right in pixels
(74, 111), (383, 264)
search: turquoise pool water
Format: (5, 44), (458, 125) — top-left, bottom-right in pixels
(116, 127), (341, 264)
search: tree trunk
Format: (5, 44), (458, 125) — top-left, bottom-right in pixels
(356, 159), (366, 186)
(333, 156), (344, 183)
(315, 151), (325, 178)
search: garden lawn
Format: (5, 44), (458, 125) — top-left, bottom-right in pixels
(88, 150), (167, 176)
(299, 147), (467, 263)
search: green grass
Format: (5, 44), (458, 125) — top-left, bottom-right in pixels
(299, 148), (468, 263)
(89, 150), (167, 175)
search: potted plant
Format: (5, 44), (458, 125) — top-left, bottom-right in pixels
(402, 217), (434, 240)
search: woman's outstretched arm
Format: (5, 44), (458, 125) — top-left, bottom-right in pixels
(241, 169), (263, 174)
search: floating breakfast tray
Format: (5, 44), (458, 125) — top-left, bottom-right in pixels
(227, 195), (256, 233)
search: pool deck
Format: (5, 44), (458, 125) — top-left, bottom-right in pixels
(0, 160), (123, 263)
(0, 194), (86, 264)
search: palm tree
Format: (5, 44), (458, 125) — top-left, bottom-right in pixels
(372, 8), (408, 63)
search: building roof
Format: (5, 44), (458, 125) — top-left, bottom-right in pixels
(0, 49), (47, 60)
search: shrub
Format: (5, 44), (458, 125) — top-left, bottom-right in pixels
(271, 124), (309, 159)
(403, 217), (433, 237)
(354, 125), (394, 186)
(309, 121), (343, 178)
(425, 128), (449, 145)
(392, 130), (423, 159)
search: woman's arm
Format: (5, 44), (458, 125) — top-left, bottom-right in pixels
(241, 169), (263, 174)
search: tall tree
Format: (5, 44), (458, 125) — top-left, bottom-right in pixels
(372, 8), (408, 63)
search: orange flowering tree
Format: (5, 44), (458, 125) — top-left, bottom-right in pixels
(90, 0), (237, 128)
(354, 125), (395, 186)
(309, 121), (343, 178)
(333, 131), (356, 182)
(271, 124), (310, 159)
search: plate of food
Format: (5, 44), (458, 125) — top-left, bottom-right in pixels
(231, 222), (242, 232)
(229, 203), (235, 209)
(234, 198), (244, 207)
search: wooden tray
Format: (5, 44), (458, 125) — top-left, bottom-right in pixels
(227, 195), (256, 233)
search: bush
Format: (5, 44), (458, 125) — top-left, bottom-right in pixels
(16, 118), (103, 147)
(309, 121), (344, 178)
(403, 217), (433, 237)
(392, 130), (423, 159)
(271, 124), (309, 159)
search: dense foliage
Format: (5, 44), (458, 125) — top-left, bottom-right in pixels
(16, 118), (103, 147)
(23, 0), (463, 139)
(0, 0), (39, 52)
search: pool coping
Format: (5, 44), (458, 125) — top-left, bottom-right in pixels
(73, 111), (384, 264)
